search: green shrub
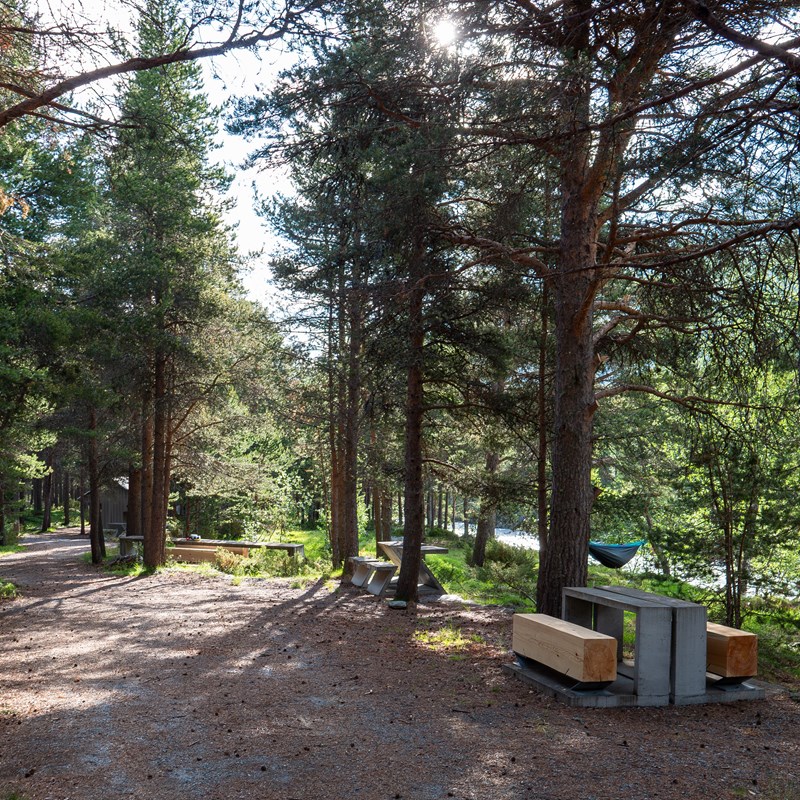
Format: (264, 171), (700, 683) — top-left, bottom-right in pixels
(214, 548), (245, 574)
(0, 580), (18, 600)
(484, 538), (538, 568)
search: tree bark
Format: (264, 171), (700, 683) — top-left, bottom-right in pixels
(396, 277), (426, 603)
(79, 469), (86, 536)
(537, 282), (549, 556)
(381, 488), (392, 539)
(536, 3), (600, 615)
(145, 352), (167, 568)
(0, 482), (5, 545)
(62, 471), (70, 527)
(471, 451), (500, 567)
(127, 466), (141, 537)
(373, 486), (383, 551)
(140, 388), (154, 549)
(40, 449), (54, 532)
(87, 409), (103, 564)
(342, 272), (362, 574)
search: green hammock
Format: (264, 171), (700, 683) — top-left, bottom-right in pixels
(588, 540), (646, 569)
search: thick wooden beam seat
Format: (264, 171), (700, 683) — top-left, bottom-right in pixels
(513, 613), (617, 685)
(170, 539), (305, 559)
(706, 623), (758, 680)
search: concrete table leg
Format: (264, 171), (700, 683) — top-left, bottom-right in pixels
(595, 605), (624, 662)
(562, 595), (594, 629)
(671, 605), (707, 703)
(633, 606), (672, 705)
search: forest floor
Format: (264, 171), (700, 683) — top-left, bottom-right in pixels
(1, 529), (799, 800)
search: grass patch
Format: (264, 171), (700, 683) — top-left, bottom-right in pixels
(82, 547), (152, 577)
(414, 623), (484, 652)
(20, 508), (68, 534)
(0, 545), (24, 556)
(0, 580), (18, 600)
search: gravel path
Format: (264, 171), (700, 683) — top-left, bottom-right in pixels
(1, 529), (798, 800)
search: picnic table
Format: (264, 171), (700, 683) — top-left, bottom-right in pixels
(562, 585), (707, 705)
(117, 535), (304, 560)
(377, 540), (448, 594)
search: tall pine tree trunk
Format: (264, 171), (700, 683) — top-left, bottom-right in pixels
(536, 4), (600, 615)
(88, 409), (103, 564)
(40, 449), (53, 532)
(127, 465), (141, 537)
(341, 252), (363, 575)
(146, 350), (168, 568)
(79, 469), (86, 536)
(536, 193), (597, 615)
(537, 283), (549, 556)
(471, 452), (500, 567)
(396, 278), (425, 602)
(62, 471), (70, 527)
(140, 388), (154, 549)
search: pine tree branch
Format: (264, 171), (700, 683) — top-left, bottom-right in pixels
(0, 0), (325, 129)
(684, 1), (800, 75)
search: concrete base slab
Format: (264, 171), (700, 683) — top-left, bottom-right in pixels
(504, 659), (767, 708)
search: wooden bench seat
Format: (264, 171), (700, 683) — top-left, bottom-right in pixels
(169, 545), (250, 564)
(513, 613), (618, 687)
(706, 622), (757, 681)
(171, 538), (305, 559)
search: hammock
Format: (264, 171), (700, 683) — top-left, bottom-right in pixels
(588, 540), (646, 569)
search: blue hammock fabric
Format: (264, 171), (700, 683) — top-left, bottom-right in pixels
(588, 540), (646, 569)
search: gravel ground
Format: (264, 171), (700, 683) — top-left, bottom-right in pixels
(1, 529), (798, 800)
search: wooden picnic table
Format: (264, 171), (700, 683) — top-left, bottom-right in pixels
(117, 534), (304, 560)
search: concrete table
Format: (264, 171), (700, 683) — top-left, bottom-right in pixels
(563, 586), (674, 706)
(598, 586), (707, 704)
(377, 541), (448, 593)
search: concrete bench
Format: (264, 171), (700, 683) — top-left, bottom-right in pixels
(348, 557), (397, 596)
(706, 622), (758, 683)
(513, 613), (618, 688)
(349, 557), (384, 587)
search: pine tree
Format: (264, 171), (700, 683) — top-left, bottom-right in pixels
(106, 0), (237, 567)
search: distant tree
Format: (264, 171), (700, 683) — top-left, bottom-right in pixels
(104, 0), (241, 567)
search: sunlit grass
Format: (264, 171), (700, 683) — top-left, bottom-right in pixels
(414, 623), (484, 652)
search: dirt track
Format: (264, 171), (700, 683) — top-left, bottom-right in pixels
(1, 529), (798, 800)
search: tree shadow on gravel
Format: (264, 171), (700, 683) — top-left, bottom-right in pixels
(1, 537), (798, 800)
